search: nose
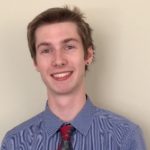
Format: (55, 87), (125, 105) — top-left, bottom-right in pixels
(51, 50), (67, 68)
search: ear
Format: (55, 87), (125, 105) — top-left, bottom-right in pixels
(84, 47), (94, 65)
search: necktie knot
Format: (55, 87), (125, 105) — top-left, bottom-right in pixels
(60, 124), (75, 141)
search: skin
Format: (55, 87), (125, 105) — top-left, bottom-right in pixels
(34, 22), (93, 121)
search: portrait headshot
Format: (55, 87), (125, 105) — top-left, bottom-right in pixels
(0, 0), (149, 150)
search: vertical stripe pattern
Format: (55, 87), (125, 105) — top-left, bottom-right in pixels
(1, 99), (146, 150)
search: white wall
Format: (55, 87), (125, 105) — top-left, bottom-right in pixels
(0, 0), (149, 148)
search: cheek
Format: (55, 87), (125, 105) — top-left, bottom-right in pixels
(72, 55), (85, 65)
(76, 57), (86, 71)
(35, 59), (48, 73)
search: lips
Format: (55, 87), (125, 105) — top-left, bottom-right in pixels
(51, 71), (73, 81)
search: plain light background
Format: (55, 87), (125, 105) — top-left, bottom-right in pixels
(0, 0), (149, 148)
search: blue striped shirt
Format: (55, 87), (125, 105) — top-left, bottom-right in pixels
(1, 98), (146, 150)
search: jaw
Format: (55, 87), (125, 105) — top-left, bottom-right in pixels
(46, 71), (84, 96)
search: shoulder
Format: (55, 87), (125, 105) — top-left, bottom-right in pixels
(94, 107), (146, 149)
(88, 103), (146, 149)
(87, 99), (139, 135)
(92, 106), (141, 141)
(93, 106), (138, 129)
(2, 111), (45, 142)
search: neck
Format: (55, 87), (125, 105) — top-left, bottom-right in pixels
(47, 87), (86, 122)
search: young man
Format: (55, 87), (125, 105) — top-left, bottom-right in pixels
(1, 6), (146, 150)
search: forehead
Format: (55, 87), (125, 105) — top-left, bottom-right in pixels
(35, 22), (81, 44)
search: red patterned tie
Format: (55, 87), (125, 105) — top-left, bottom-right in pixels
(58, 124), (75, 150)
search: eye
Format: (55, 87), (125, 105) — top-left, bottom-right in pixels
(40, 47), (53, 54)
(65, 44), (75, 50)
(41, 49), (49, 53)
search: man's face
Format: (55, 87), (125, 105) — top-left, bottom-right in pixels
(34, 22), (93, 96)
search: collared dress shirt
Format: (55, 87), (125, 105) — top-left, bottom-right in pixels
(1, 98), (146, 150)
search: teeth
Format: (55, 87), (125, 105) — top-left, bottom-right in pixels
(53, 72), (71, 78)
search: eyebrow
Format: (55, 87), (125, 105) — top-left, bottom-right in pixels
(36, 38), (80, 49)
(62, 38), (79, 44)
(36, 42), (50, 49)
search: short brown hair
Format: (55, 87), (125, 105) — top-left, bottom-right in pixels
(27, 6), (95, 70)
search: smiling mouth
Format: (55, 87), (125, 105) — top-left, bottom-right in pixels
(51, 71), (73, 81)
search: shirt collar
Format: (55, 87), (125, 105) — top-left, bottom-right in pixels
(42, 104), (63, 137)
(42, 97), (97, 137)
(71, 97), (97, 136)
